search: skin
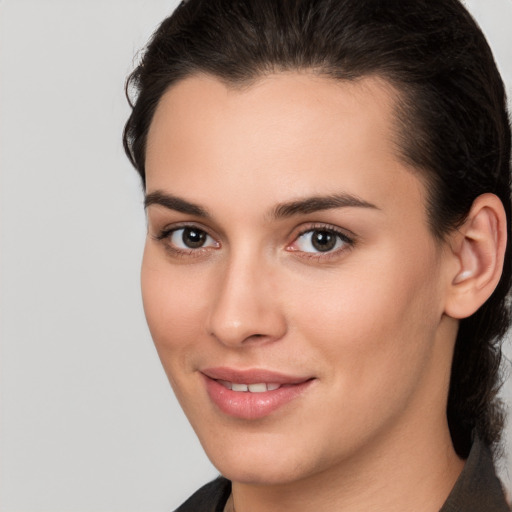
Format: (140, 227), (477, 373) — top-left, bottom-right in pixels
(142, 73), (468, 512)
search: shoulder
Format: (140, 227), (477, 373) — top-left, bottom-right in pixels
(173, 477), (231, 512)
(441, 437), (511, 512)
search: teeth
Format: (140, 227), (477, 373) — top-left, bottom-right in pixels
(248, 383), (267, 393)
(221, 381), (282, 392)
(218, 380), (233, 390)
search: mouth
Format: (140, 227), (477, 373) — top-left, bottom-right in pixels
(201, 367), (315, 420)
(216, 381), (282, 392)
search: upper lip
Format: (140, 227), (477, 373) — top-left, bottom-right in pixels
(201, 367), (312, 385)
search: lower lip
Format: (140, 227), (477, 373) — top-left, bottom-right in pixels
(204, 376), (313, 420)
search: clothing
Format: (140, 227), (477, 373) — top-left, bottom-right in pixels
(173, 437), (510, 511)
(174, 476), (230, 512)
(440, 437), (510, 512)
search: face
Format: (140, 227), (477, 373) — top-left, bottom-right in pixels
(142, 73), (457, 485)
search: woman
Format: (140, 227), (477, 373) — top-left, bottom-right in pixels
(123, 0), (511, 510)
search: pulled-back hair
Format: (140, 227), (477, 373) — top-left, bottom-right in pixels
(123, 0), (512, 458)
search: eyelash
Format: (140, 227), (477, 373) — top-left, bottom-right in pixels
(153, 224), (220, 259)
(153, 223), (355, 260)
(287, 224), (355, 261)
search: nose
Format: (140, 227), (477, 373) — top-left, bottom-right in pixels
(206, 253), (287, 348)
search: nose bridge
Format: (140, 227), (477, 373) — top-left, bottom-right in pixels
(207, 245), (286, 347)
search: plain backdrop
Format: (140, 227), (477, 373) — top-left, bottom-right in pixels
(0, 1), (511, 510)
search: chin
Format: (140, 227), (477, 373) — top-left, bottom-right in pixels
(199, 431), (321, 486)
(216, 459), (307, 486)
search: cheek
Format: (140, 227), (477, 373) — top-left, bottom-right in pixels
(140, 251), (217, 420)
(140, 244), (209, 369)
(287, 244), (444, 400)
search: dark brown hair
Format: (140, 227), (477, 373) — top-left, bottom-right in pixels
(123, 0), (512, 458)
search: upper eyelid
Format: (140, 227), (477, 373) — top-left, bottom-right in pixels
(292, 222), (356, 241)
(154, 221), (217, 239)
(154, 225), (220, 256)
(152, 220), (356, 248)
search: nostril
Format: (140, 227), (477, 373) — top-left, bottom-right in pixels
(206, 274), (287, 347)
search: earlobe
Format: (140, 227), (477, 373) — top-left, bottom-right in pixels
(444, 193), (507, 319)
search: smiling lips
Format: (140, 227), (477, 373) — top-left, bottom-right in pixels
(218, 381), (282, 392)
(202, 367), (314, 420)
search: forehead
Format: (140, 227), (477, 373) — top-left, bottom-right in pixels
(145, 72), (428, 224)
(147, 72), (401, 170)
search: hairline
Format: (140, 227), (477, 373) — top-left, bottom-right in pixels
(144, 67), (447, 240)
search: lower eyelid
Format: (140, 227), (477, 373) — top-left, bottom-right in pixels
(153, 223), (353, 260)
(170, 229), (217, 248)
(154, 225), (221, 257)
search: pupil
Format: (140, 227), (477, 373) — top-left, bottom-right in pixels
(312, 230), (336, 252)
(183, 228), (206, 248)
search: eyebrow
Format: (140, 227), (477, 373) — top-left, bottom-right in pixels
(144, 190), (210, 217)
(144, 190), (378, 219)
(271, 194), (378, 219)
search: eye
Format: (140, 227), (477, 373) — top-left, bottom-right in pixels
(154, 225), (220, 256)
(291, 228), (352, 254)
(167, 227), (217, 250)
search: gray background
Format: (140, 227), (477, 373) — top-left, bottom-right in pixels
(0, 1), (510, 510)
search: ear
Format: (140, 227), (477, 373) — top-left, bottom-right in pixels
(444, 193), (507, 319)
